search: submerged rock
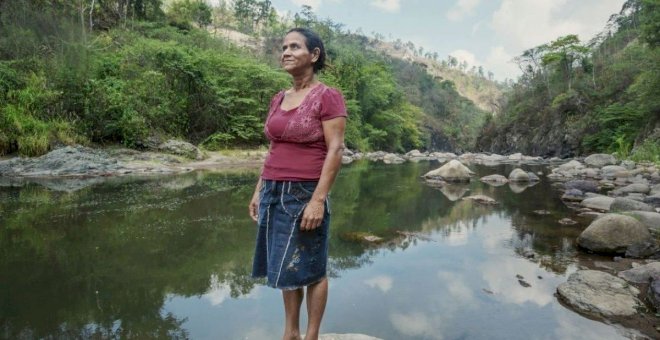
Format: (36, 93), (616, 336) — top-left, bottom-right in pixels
(480, 174), (509, 185)
(577, 214), (652, 254)
(463, 195), (497, 205)
(558, 218), (578, 225)
(557, 270), (642, 317)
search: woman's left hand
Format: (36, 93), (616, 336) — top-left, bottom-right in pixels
(300, 199), (324, 231)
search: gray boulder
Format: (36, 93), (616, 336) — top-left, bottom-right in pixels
(577, 214), (652, 254)
(601, 165), (627, 178)
(158, 140), (204, 160)
(625, 211), (660, 234)
(584, 154), (617, 168)
(556, 270), (642, 317)
(618, 262), (660, 284)
(565, 180), (600, 193)
(423, 160), (474, 182)
(611, 183), (651, 196)
(562, 189), (584, 202)
(383, 153), (405, 164)
(610, 197), (654, 212)
(625, 240), (660, 258)
(580, 196), (614, 211)
(508, 168), (530, 182)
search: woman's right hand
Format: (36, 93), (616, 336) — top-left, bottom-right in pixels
(249, 190), (259, 222)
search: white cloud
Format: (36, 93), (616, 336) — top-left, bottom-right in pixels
(370, 0), (400, 13)
(437, 271), (474, 302)
(447, 0), (481, 22)
(484, 46), (518, 81)
(364, 275), (393, 293)
(291, 0), (322, 9)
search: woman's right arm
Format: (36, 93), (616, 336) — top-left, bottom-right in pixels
(249, 177), (262, 222)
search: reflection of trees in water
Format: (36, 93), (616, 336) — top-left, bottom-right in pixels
(0, 171), (259, 339)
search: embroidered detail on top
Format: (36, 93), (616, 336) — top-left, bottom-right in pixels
(265, 84), (328, 144)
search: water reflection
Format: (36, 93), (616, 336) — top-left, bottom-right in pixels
(0, 161), (640, 339)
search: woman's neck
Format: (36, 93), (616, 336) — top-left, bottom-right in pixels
(291, 72), (317, 91)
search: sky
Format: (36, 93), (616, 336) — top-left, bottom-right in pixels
(259, 0), (626, 81)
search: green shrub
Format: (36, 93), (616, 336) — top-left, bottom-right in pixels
(630, 139), (660, 164)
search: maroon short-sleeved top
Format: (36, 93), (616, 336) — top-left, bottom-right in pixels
(261, 83), (347, 181)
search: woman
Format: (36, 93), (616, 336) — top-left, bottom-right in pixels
(249, 28), (347, 340)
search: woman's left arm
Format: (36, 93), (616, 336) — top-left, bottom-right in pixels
(299, 116), (346, 231)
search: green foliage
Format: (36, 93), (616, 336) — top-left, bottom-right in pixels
(630, 139), (660, 164)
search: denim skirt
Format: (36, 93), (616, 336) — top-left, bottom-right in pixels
(252, 179), (330, 290)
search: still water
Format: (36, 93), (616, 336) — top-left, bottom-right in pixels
(0, 161), (637, 339)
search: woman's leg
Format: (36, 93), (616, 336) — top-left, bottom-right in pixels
(304, 278), (328, 340)
(282, 288), (304, 340)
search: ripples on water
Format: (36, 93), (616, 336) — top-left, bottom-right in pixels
(0, 162), (642, 339)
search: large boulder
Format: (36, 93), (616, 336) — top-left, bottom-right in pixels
(157, 140), (204, 160)
(618, 262), (660, 284)
(577, 214), (653, 254)
(423, 160), (474, 182)
(601, 165), (627, 178)
(580, 196), (614, 211)
(610, 197), (654, 212)
(508, 168), (530, 182)
(584, 154), (617, 168)
(556, 270), (642, 317)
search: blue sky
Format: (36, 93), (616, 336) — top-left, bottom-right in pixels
(263, 0), (626, 81)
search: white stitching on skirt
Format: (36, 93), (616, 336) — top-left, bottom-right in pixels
(275, 210), (297, 286)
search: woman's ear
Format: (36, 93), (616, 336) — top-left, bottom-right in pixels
(312, 47), (321, 62)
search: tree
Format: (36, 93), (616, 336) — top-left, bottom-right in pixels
(541, 34), (589, 91)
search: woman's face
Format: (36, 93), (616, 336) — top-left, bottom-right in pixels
(281, 32), (318, 74)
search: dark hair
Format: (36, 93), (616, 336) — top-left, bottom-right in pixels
(287, 27), (326, 73)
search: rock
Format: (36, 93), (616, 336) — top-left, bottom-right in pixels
(319, 334), (383, 340)
(611, 183), (651, 196)
(480, 174), (509, 185)
(624, 193), (646, 202)
(558, 160), (584, 171)
(423, 160), (474, 182)
(405, 149), (422, 157)
(157, 140), (204, 160)
(618, 262), (660, 284)
(558, 218), (578, 225)
(578, 211), (604, 219)
(581, 196), (614, 211)
(341, 156), (354, 164)
(383, 153), (405, 164)
(365, 151), (387, 161)
(564, 180), (600, 193)
(562, 189), (584, 201)
(340, 232), (384, 244)
(648, 277), (660, 312)
(343, 149), (354, 156)
(584, 154), (617, 168)
(534, 210), (551, 215)
(463, 195), (497, 205)
(508, 153), (523, 160)
(601, 165), (627, 178)
(557, 270), (642, 317)
(625, 241), (660, 258)
(610, 197), (654, 212)
(577, 214), (653, 254)
(651, 184), (660, 196)
(0, 146), (121, 177)
(625, 211), (660, 234)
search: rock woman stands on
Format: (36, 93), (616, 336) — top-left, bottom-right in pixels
(248, 28), (347, 340)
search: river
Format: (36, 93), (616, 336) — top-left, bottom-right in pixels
(0, 161), (644, 339)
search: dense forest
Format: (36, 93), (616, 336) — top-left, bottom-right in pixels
(0, 0), (493, 157)
(477, 0), (659, 162)
(1, 0), (657, 162)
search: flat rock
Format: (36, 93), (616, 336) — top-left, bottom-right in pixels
(577, 213), (652, 254)
(558, 218), (578, 225)
(581, 196), (614, 211)
(610, 197), (654, 212)
(480, 174), (509, 184)
(612, 183), (650, 195)
(383, 153), (405, 164)
(557, 270), (642, 317)
(602, 165), (627, 178)
(565, 180), (600, 193)
(618, 262), (660, 284)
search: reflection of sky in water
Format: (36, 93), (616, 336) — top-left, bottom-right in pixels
(164, 215), (626, 340)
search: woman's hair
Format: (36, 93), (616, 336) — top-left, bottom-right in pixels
(287, 27), (326, 73)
